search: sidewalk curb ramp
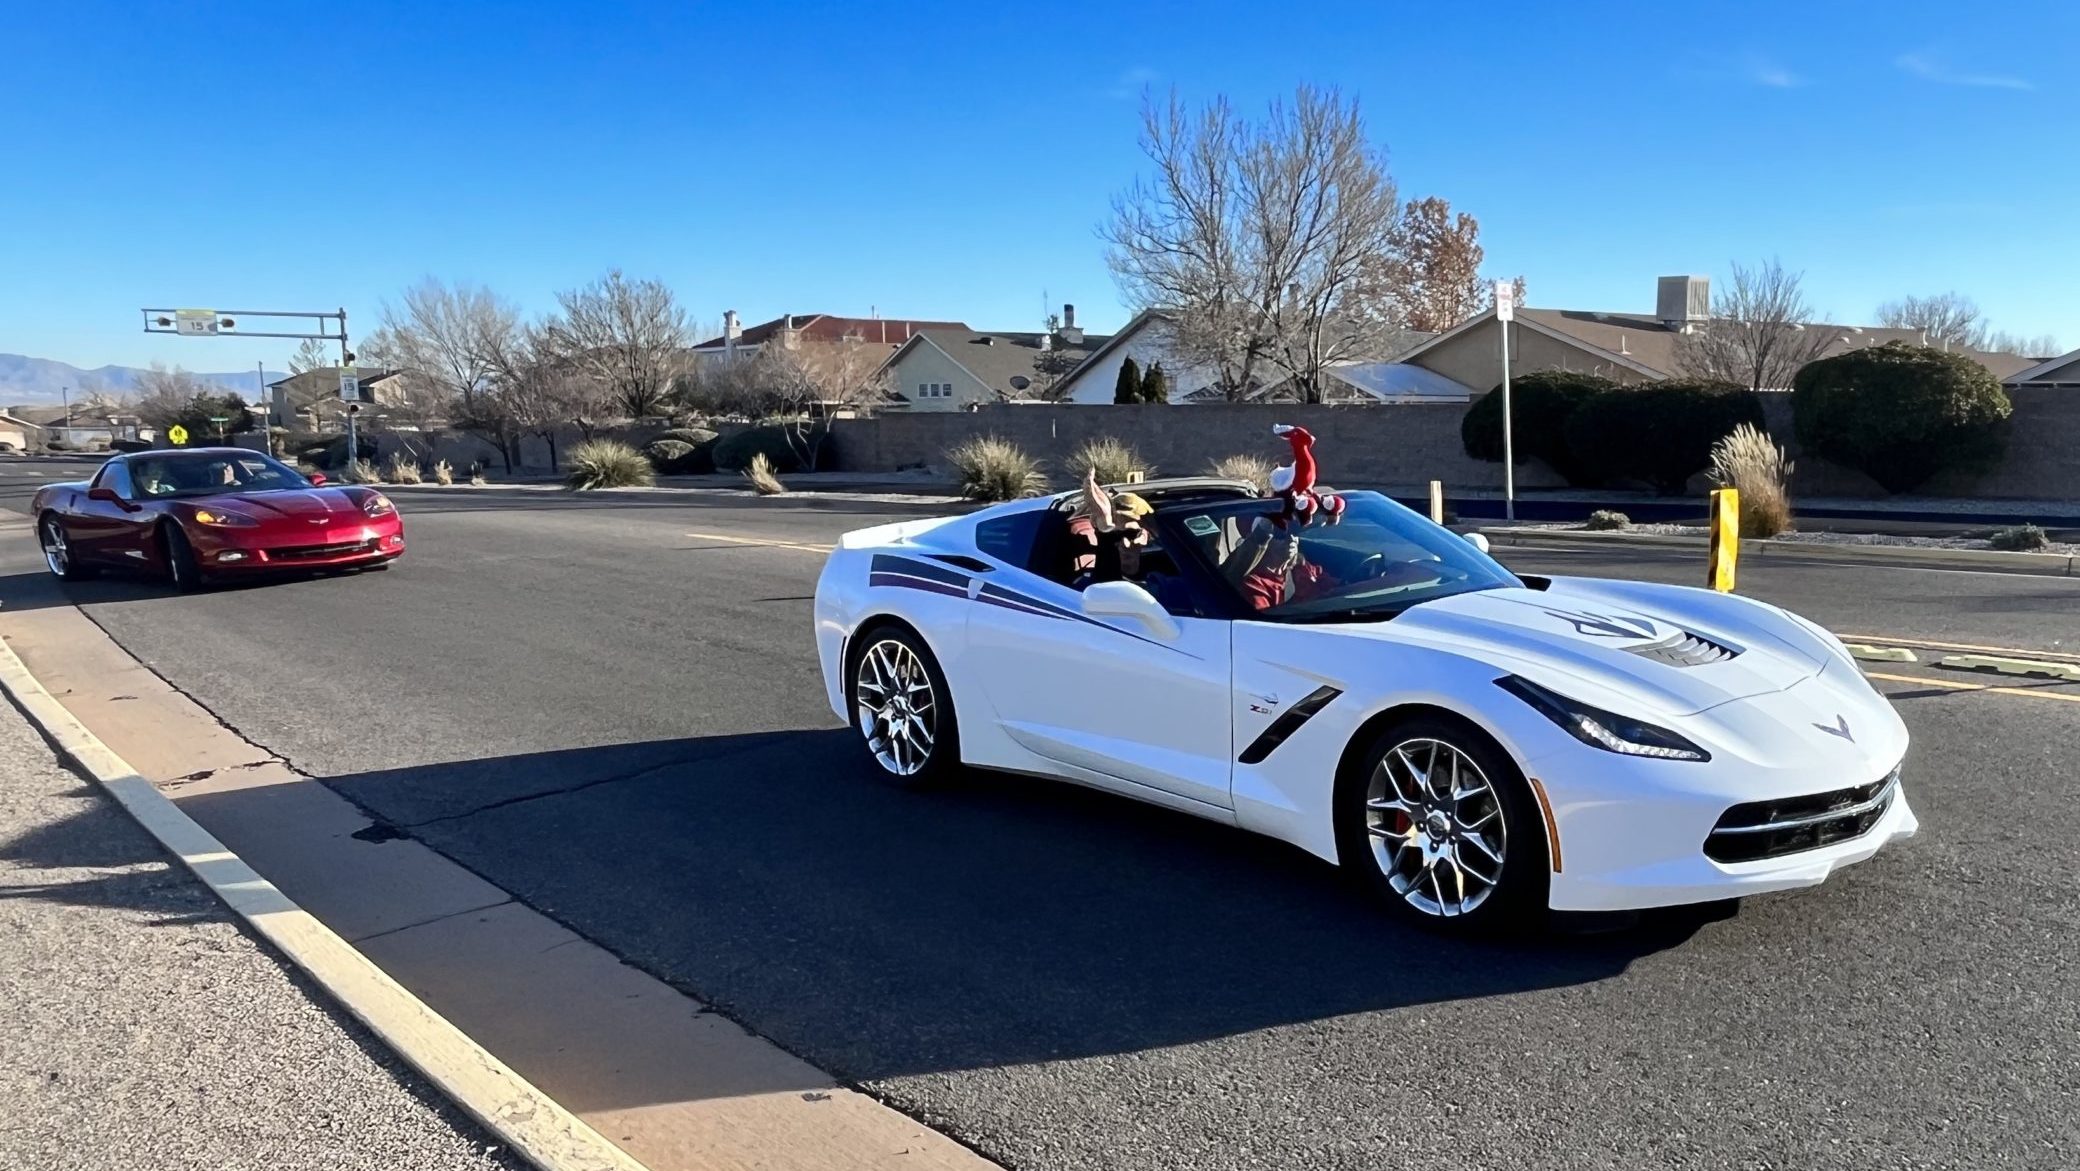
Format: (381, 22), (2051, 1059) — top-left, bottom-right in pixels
(0, 636), (651, 1171)
(1478, 527), (2078, 577)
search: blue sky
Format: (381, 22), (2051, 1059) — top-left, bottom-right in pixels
(3, 0), (2072, 370)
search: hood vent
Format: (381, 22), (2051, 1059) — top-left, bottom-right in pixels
(1624, 630), (1738, 668)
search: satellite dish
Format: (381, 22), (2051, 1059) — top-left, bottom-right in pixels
(1009, 375), (1031, 391)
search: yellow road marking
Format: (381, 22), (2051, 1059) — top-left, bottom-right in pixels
(1842, 634), (2080, 664)
(684, 530), (835, 554)
(1865, 670), (2080, 705)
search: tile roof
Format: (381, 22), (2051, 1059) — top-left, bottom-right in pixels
(693, 315), (970, 351)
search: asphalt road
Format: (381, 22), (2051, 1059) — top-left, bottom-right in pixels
(0, 658), (523, 1171)
(3, 482), (2077, 1170)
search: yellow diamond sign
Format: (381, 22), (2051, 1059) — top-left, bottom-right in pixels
(167, 424), (189, 446)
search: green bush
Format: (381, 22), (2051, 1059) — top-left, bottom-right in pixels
(1461, 371), (1617, 485)
(643, 438), (708, 474)
(1563, 379), (1765, 494)
(1791, 342), (2013, 494)
(1989, 524), (2050, 552)
(712, 424), (823, 473)
(652, 427), (718, 447)
(948, 435), (1048, 501)
(564, 439), (655, 490)
(1584, 509), (1632, 531)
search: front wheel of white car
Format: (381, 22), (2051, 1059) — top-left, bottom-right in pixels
(1337, 715), (1548, 934)
(847, 625), (959, 788)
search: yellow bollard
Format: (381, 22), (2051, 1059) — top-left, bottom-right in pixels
(1428, 480), (1444, 525)
(1708, 487), (1739, 592)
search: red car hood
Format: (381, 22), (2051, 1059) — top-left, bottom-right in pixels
(184, 487), (368, 521)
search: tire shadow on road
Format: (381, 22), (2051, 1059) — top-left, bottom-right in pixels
(227, 726), (1727, 1086)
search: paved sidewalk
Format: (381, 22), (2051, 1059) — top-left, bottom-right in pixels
(0, 695), (524, 1171)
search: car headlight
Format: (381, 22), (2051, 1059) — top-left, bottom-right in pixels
(361, 493), (395, 517)
(1496, 676), (1711, 762)
(190, 508), (258, 527)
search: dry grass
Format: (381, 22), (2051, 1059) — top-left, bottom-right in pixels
(1069, 435), (1155, 484)
(468, 466), (488, 486)
(1206, 453), (1275, 494)
(432, 459), (455, 486)
(743, 451), (786, 495)
(382, 452), (423, 485)
(947, 435), (1048, 502)
(1585, 509), (1632, 531)
(1990, 524), (2050, 552)
(564, 439), (655, 490)
(345, 458), (382, 485)
(1708, 423), (1795, 538)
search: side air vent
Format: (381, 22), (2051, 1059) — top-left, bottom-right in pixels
(1624, 630), (1738, 668)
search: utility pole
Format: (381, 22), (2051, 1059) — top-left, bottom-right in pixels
(61, 385), (69, 446)
(1494, 281), (1517, 522)
(339, 308), (359, 467)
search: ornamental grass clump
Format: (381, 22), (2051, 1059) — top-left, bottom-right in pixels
(743, 451), (786, 495)
(564, 439), (655, 490)
(948, 435), (1047, 502)
(1070, 435), (1155, 484)
(1207, 453), (1275, 494)
(1708, 423), (1795, 538)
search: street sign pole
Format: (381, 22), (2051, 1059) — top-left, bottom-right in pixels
(340, 369), (361, 467)
(1495, 280), (1517, 522)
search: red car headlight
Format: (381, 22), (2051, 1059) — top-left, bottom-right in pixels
(361, 493), (395, 518)
(190, 508), (258, 527)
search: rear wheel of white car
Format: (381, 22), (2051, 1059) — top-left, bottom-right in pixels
(848, 626), (959, 787)
(1338, 715), (1547, 933)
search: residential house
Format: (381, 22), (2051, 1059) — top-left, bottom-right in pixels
(267, 367), (408, 429)
(2006, 348), (2080, 390)
(1052, 310), (1230, 404)
(6, 403), (147, 447)
(878, 307), (1112, 411)
(0, 410), (40, 450)
(1393, 275), (2046, 393)
(690, 311), (969, 369)
(1253, 360), (1469, 404)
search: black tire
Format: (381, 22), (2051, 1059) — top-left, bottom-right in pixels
(844, 624), (961, 788)
(161, 523), (206, 593)
(38, 515), (96, 581)
(1336, 714), (1548, 935)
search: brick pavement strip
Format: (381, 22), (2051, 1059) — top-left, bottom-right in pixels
(0, 694), (526, 1171)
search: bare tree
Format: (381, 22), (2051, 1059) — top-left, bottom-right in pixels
(1982, 329), (2062, 358)
(1677, 259), (1837, 390)
(289, 336), (333, 375)
(1105, 86), (1404, 401)
(131, 364), (215, 431)
(1384, 197), (1524, 333)
(544, 270), (691, 418)
(1875, 293), (1986, 350)
(374, 278), (518, 419)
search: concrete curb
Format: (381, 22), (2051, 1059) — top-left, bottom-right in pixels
(1478, 527), (2078, 577)
(0, 637), (649, 1171)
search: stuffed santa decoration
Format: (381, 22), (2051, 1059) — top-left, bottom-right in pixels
(1269, 424), (1345, 527)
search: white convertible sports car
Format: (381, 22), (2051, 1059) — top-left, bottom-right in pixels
(813, 478), (1917, 931)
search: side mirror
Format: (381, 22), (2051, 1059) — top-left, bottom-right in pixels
(87, 486), (138, 511)
(1462, 531), (1491, 554)
(307, 472), (328, 486)
(1081, 580), (1180, 641)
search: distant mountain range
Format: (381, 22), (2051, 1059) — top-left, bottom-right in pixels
(0, 353), (283, 407)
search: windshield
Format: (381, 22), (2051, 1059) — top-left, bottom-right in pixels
(130, 452), (312, 500)
(1163, 491), (1521, 621)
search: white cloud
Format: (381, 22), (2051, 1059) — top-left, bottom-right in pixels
(1895, 51), (2033, 91)
(1105, 66), (1161, 101)
(1744, 56), (1803, 88)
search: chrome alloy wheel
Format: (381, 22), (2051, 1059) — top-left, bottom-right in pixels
(40, 518), (69, 577)
(855, 638), (938, 777)
(1365, 737), (1508, 918)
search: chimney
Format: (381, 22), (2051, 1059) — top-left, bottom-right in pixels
(1058, 302), (1085, 346)
(723, 309), (741, 341)
(1656, 276), (1710, 332)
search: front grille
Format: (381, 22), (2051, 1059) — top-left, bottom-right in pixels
(1625, 630), (1739, 668)
(269, 540), (376, 561)
(1704, 767), (1899, 863)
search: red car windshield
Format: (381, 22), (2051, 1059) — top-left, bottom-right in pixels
(131, 453), (311, 500)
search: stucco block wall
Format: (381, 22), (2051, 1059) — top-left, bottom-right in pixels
(833, 387), (2080, 502)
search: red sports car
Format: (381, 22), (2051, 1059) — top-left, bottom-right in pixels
(32, 447), (405, 591)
